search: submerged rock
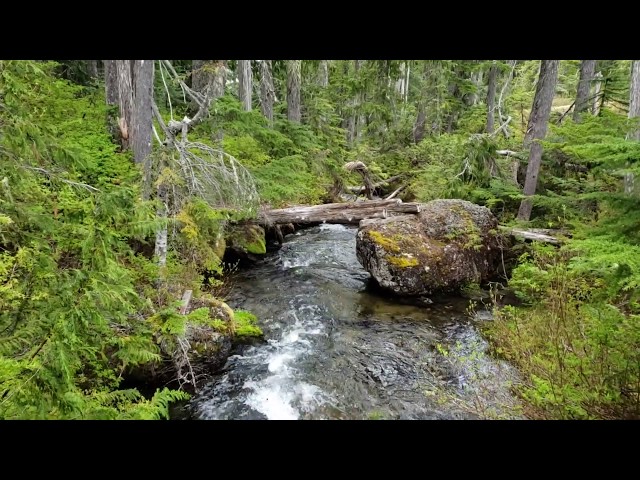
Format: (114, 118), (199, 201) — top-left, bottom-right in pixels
(356, 199), (500, 296)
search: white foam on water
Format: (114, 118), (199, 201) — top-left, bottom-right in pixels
(282, 258), (312, 269)
(239, 309), (328, 420)
(244, 378), (300, 420)
(318, 223), (348, 232)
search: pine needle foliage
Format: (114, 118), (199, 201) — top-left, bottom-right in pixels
(0, 60), (186, 419)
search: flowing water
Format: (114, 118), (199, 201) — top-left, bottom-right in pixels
(185, 224), (523, 420)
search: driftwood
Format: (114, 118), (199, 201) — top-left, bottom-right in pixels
(344, 161), (374, 199)
(258, 199), (422, 226)
(502, 226), (563, 245)
(385, 183), (407, 200)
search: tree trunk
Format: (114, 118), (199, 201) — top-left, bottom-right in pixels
(318, 60), (329, 87)
(131, 60), (154, 166)
(287, 60), (301, 123)
(191, 60), (206, 91)
(517, 60), (560, 221)
(115, 60), (135, 151)
(412, 63), (431, 143)
(405, 62), (411, 103)
(486, 63), (498, 133)
(355, 60), (366, 140)
(104, 60), (119, 105)
(192, 60), (226, 111)
(237, 60), (252, 111)
(469, 66), (483, 106)
(87, 60), (99, 79)
(212, 60), (227, 99)
(624, 61), (640, 196)
(628, 60), (640, 141)
(413, 106), (427, 144)
(110, 60), (154, 166)
(573, 60), (596, 122)
(395, 62), (407, 97)
(345, 60), (363, 144)
(155, 184), (168, 267)
(259, 60), (275, 125)
(593, 71), (604, 115)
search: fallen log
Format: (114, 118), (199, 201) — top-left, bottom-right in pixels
(258, 199), (422, 226)
(501, 226), (563, 245)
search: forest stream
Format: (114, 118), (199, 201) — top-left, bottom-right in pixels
(176, 224), (524, 420)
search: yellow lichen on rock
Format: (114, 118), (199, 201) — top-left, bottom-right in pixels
(387, 255), (420, 267)
(367, 230), (402, 253)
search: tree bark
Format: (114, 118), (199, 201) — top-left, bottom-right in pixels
(237, 60), (252, 111)
(469, 66), (483, 106)
(592, 71), (603, 115)
(87, 60), (99, 79)
(318, 60), (329, 87)
(345, 60), (363, 144)
(412, 63), (431, 143)
(486, 62), (498, 133)
(628, 60), (640, 141)
(287, 60), (302, 123)
(395, 62), (407, 97)
(356, 60), (366, 140)
(115, 60), (135, 151)
(131, 60), (154, 166)
(212, 60), (227, 99)
(573, 60), (596, 122)
(192, 60), (226, 115)
(259, 60), (275, 125)
(191, 60), (208, 92)
(192, 60), (226, 98)
(104, 60), (119, 106)
(413, 106), (427, 144)
(109, 60), (154, 165)
(103, 60), (120, 144)
(517, 60), (560, 221)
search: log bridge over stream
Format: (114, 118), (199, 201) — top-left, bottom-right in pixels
(256, 199), (562, 245)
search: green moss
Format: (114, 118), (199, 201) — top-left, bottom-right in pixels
(387, 255), (419, 267)
(245, 238), (266, 255)
(186, 307), (210, 325)
(367, 230), (402, 253)
(368, 411), (386, 420)
(227, 224), (266, 255)
(186, 307), (229, 333)
(233, 309), (264, 339)
(208, 318), (228, 333)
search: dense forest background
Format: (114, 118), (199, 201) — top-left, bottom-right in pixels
(1, 59), (639, 419)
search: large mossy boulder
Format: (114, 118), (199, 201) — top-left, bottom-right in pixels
(226, 223), (266, 260)
(356, 199), (500, 296)
(177, 296), (235, 374)
(122, 296), (235, 391)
